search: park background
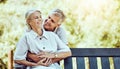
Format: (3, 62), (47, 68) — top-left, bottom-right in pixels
(0, 0), (120, 69)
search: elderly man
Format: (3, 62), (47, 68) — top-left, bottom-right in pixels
(43, 9), (68, 44)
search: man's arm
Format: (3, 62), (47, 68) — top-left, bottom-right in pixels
(39, 52), (71, 63)
(55, 27), (68, 44)
(27, 52), (42, 63)
(52, 58), (63, 63)
(27, 51), (64, 63)
(27, 52), (53, 66)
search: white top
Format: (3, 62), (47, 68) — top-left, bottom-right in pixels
(14, 30), (70, 69)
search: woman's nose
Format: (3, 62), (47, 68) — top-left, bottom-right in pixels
(39, 17), (42, 21)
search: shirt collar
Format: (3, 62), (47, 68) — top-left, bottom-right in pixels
(53, 27), (58, 33)
(30, 30), (48, 39)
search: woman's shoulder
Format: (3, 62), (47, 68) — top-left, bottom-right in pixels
(23, 31), (30, 36)
(45, 31), (58, 38)
(20, 31), (31, 38)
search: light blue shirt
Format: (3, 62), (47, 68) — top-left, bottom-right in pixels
(54, 26), (68, 44)
(14, 30), (70, 69)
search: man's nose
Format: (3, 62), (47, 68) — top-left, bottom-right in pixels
(46, 19), (51, 23)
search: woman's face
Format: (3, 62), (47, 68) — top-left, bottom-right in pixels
(28, 11), (42, 29)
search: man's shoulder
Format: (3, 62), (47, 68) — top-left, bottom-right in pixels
(45, 31), (58, 39)
(56, 26), (66, 34)
(57, 26), (64, 31)
(56, 26), (68, 44)
(46, 31), (57, 35)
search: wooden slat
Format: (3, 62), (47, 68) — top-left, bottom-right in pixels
(76, 57), (85, 69)
(89, 57), (98, 69)
(71, 48), (120, 57)
(64, 57), (73, 69)
(14, 63), (26, 69)
(8, 50), (13, 69)
(113, 57), (120, 69)
(101, 57), (110, 69)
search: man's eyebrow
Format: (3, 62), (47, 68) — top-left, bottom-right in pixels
(48, 16), (50, 18)
(48, 16), (55, 23)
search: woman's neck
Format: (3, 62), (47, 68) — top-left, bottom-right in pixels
(32, 27), (43, 36)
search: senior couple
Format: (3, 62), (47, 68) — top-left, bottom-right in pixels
(14, 9), (71, 69)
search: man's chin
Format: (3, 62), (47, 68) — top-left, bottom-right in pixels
(44, 28), (50, 31)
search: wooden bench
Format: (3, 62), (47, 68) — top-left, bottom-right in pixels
(8, 48), (120, 69)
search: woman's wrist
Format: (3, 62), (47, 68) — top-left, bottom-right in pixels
(54, 53), (58, 58)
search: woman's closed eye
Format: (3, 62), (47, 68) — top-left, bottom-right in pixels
(34, 16), (42, 19)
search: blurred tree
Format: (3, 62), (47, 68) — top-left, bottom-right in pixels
(0, 0), (7, 4)
(0, 59), (6, 69)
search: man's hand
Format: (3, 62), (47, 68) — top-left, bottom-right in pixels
(27, 51), (63, 64)
(27, 51), (52, 62)
(27, 52), (42, 63)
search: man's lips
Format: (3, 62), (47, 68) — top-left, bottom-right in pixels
(44, 23), (49, 26)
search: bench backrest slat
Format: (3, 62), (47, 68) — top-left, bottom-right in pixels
(89, 57), (98, 69)
(76, 57), (85, 69)
(64, 57), (73, 69)
(101, 57), (110, 69)
(113, 57), (120, 69)
(71, 48), (120, 57)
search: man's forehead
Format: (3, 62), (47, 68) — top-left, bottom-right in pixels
(49, 14), (60, 22)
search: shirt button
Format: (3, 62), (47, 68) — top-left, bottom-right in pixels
(40, 38), (42, 40)
(43, 47), (45, 49)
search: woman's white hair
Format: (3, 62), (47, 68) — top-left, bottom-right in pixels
(25, 9), (41, 32)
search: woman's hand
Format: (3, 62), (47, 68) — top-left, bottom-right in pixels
(37, 58), (52, 66)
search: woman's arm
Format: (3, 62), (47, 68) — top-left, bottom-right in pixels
(14, 35), (38, 66)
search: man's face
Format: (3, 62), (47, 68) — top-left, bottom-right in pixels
(44, 14), (61, 31)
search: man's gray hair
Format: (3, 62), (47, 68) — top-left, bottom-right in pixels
(51, 9), (66, 23)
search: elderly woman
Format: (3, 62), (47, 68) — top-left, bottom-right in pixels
(14, 9), (71, 69)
